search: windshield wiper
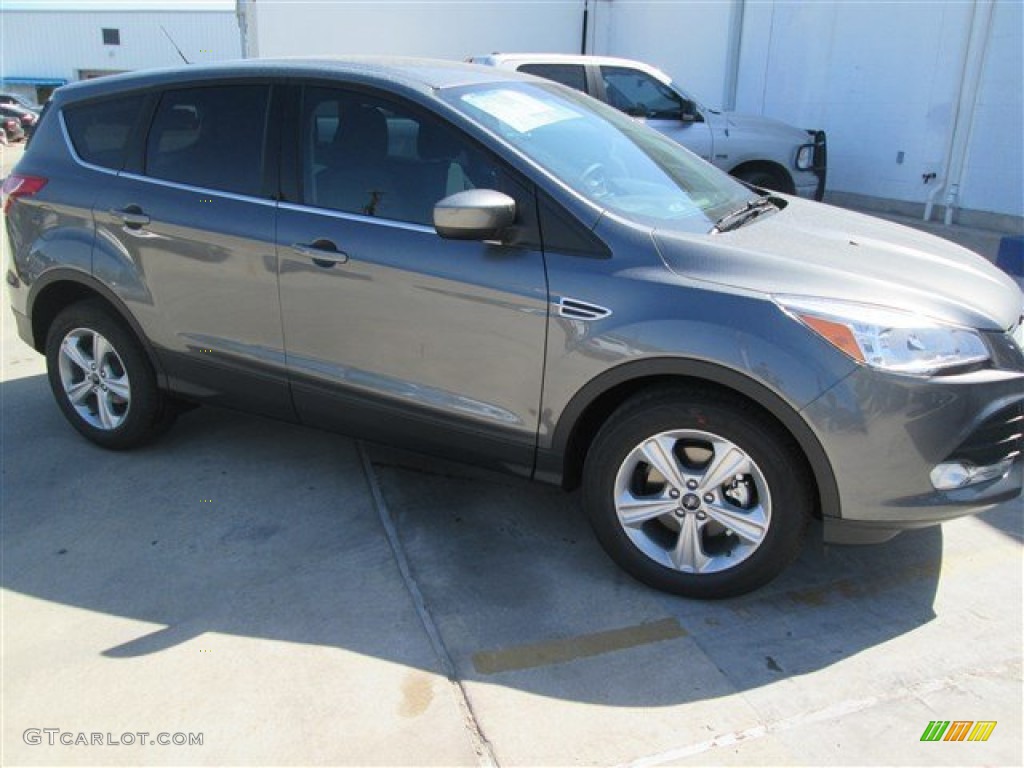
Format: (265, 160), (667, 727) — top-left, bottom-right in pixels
(711, 196), (780, 233)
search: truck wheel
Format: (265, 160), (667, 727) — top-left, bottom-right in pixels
(734, 167), (791, 194)
(45, 301), (174, 449)
(582, 388), (812, 598)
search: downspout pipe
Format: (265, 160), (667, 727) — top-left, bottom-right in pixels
(925, 0), (994, 224)
(723, 0), (746, 111)
(581, 0), (589, 55)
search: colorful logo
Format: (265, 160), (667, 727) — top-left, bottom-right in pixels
(920, 721), (997, 742)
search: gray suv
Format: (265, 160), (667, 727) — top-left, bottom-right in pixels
(4, 59), (1022, 598)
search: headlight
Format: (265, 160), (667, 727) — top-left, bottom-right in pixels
(776, 296), (990, 375)
(795, 144), (815, 170)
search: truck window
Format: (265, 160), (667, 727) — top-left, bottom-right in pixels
(600, 66), (682, 119)
(518, 63), (587, 94)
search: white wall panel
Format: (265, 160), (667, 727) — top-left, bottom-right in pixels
(248, 0), (581, 60)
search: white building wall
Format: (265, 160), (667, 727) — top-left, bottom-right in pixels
(736, 1), (976, 207)
(958, 0), (1023, 220)
(245, 0), (581, 60)
(1, 10), (241, 84)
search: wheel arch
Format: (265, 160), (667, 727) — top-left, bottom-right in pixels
(729, 160), (796, 195)
(543, 358), (839, 519)
(28, 270), (166, 384)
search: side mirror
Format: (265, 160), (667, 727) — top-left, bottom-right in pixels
(434, 189), (516, 241)
(680, 100), (702, 123)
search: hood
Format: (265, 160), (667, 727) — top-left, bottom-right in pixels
(708, 111), (810, 145)
(653, 197), (1023, 332)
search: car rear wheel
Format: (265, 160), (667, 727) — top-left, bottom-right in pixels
(582, 388), (812, 598)
(45, 301), (173, 449)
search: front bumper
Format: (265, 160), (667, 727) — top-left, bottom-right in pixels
(794, 130), (827, 201)
(803, 362), (1023, 544)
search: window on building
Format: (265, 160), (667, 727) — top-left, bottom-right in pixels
(102, 28), (120, 46)
(145, 85), (270, 196)
(64, 95), (144, 170)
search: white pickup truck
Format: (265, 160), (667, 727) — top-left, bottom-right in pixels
(469, 53), (827, 200)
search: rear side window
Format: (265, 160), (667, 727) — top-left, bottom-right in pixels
(518, 63), (587, 93)
(64, 95), (144, 170)
(145, 85), (269, 196)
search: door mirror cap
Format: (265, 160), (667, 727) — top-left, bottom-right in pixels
(434, 189), (516, 241)
(680, 100), (702, 123)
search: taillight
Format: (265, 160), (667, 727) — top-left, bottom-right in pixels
(1, 174), (47, 214)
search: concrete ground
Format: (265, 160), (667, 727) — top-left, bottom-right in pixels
(2, 141), (1022, 766)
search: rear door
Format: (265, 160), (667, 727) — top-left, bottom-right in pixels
(276, 84), (549, 474)
(89, 81), (292, 419)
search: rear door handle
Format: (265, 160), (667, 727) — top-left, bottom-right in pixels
(292, 239), (349, 267)
(110, 207), (150, 228)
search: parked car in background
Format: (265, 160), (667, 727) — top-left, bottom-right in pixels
(0, 92), (42, 111)
(0, 104), (39, 139)
(1, 114), (25, 144)
(4, 60), (1022, 598)
(469, 53), (827, 200)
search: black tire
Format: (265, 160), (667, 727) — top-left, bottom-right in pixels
(582, 387), (812, 598)
(734, 167), (790, 194)
(45, 300), (174, 449)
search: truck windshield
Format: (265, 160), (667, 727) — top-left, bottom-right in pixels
(442, 81), (755, 232)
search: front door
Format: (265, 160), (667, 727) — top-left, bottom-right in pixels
(277, 85), (548, 473)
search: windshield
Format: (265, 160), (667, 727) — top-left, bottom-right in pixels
(441, 81), (755, 232)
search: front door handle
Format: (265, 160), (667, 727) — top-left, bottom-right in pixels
(292, 239), (349, 268)
(110, 206), (150, 228)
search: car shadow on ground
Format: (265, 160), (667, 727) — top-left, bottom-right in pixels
(2, 373), (943, 707)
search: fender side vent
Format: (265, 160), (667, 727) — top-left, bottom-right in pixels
(557, 297), (612, 320)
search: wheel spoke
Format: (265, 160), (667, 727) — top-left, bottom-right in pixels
(639, 435), (687, 489)
(96, 390), (118, 429)
(617, 491), (678, 528)
(92, 333), (114, 369)
(105, 374), (130, 401)
(698, 441), (751, 493)
(670, 513), (709, 573)
(705, 502), (768, 544)
(62, 338), (92, 373)
(66, 378), (94, 405)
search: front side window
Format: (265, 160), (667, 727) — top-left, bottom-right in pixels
(443, 82), (751, 230)
(518, 63), (587, 94)
(145, 85), (269, 196)
(301, 87), (504, 226)
(601, 66), (682, 119)
(64, 94), (144, 170)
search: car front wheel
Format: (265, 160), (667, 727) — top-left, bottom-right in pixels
(582, 388), (812, 598)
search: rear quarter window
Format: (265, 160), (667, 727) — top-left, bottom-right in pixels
(63, 95), (144, 170)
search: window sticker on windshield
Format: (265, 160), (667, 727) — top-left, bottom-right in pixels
(462, 89), (580, 133)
